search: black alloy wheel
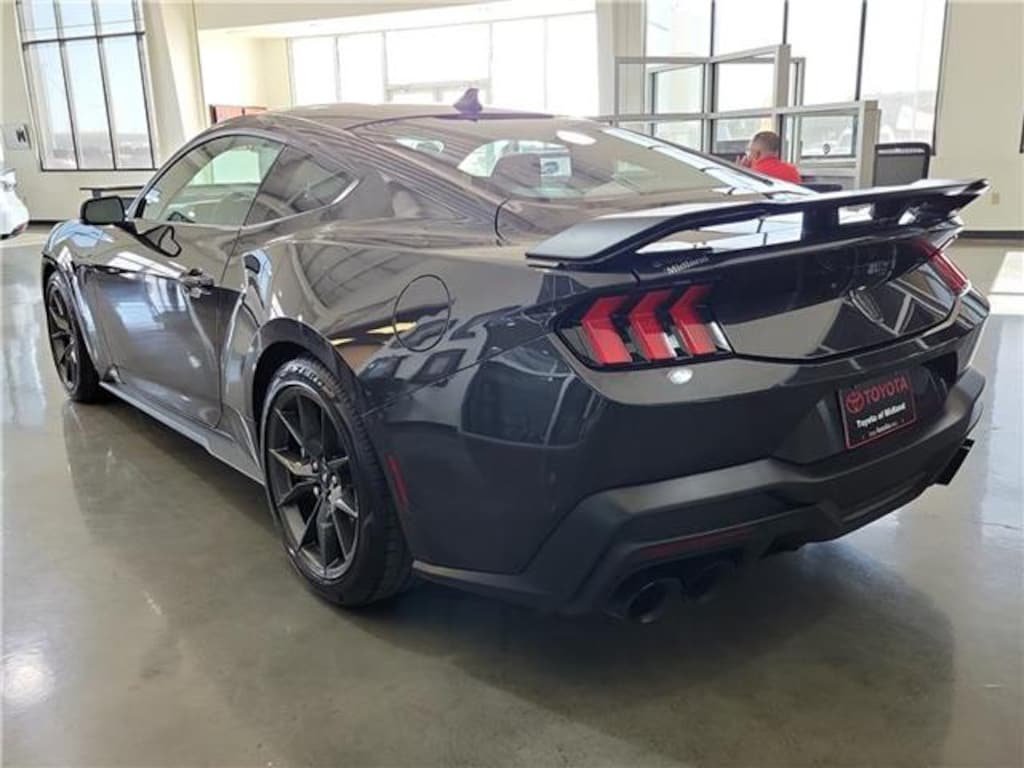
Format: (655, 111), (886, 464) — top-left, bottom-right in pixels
(44, 272), (102, 402)
(261, 357), (413, 607)
(265, 387), (360, 578)
(46, 282), (79, 390)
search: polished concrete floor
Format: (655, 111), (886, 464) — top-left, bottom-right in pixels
(2, 229), (1021, 767)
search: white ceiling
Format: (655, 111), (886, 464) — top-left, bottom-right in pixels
(199, 0), (593, 39)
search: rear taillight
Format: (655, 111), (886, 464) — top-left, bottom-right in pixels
(579, 296), (631, 364)
(917, 240), (970, 296)
(560, 283), (731, 367)
(929, 250), (970, 296)
(669, 285), (717, 356)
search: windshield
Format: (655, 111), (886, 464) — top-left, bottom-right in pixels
(354, 118), (785, 201)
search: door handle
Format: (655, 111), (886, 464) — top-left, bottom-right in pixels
(179, 267), (214, 290)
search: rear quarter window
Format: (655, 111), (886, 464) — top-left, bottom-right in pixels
(245, 147), (354, 225)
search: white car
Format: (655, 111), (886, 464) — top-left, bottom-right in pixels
(1, 168), (30, 239)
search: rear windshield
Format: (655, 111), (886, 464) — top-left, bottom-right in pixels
(354, 118), (783, 201)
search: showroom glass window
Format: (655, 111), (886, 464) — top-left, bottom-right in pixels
(713, 0), (784, 54)
(288, 0), (598, 116)
(860, 0), (947, 143)
(786, 0), (861, 105)
(16, 0), (155, 170)
(645, 0), (711, 56)
(643, 0), (948, 149)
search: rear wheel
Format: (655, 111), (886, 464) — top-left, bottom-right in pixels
(261, 357), (412, 606)
(45, 271), (103, 402)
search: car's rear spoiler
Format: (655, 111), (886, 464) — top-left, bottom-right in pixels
(526, 179), (989, 271)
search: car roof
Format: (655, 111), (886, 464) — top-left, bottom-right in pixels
(221, 102), (555, 134)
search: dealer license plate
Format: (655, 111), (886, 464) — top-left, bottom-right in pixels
(838, 370), (918, 449)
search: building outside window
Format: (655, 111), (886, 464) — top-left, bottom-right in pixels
(15, 0), (155, 171)
(644, 0), (947, 146)
(289, 0), (599, 117)
(785, 0), (862, 106)
(860, 0), (947, 145)
(712, 0), (785, 55)
(645, 0), (711, 57)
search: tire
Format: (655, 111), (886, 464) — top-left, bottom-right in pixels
(260, 356), (412, 607)
(44, 270), (104, 403)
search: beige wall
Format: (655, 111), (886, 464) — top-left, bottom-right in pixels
(143, 0), (206, 152)
(0, 0), (207, 220)
(932, 0), (1024, 231)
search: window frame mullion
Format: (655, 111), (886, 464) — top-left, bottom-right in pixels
(91, 0), (119, 169)
(135, 33), (158, 168)
(55, 39), (83, 169)
(854, 0), (868, 101)
(334, 33), (343, 101)
(51, 0), (83, 170)
(51, 0), (64, 36)
(19, 29), (145, 45)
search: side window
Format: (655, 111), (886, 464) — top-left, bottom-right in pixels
(140, 136), (282, 227)
(245, 147), (353, 225)
(328, 168), (452, 221)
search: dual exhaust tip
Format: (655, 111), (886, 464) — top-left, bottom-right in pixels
(607, 560), (736, 624)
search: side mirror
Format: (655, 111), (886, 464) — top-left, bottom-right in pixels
(80, 196), (125, 225)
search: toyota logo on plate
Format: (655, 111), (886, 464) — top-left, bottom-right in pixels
(845, 390), (866, 414)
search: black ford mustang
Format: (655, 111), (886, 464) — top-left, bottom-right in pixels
(42, 101), (988, 621)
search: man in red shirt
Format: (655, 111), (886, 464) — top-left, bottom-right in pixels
(739, 131), (802, 184)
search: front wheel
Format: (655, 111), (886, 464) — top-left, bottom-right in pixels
(44, 271), (104, 402)
(261, 357), (412, 607)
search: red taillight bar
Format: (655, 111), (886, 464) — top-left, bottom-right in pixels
(580, 295), (631, 364)
(568, 283), (727, 367)
(916, 239), (970, 296)
(628, 289), (675, 360)
(930, 251), (970, 295)
(669, 285), (717, 356)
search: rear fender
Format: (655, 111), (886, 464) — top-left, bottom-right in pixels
(242, 317), (365, 422)
(219, 313), (366, 463)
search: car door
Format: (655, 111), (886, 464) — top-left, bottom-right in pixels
(87, 134), (283, 427)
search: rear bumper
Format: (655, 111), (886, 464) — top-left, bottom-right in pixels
(413, 367), (984, 614)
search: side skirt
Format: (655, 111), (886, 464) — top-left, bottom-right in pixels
(100, 381), (265, 484)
